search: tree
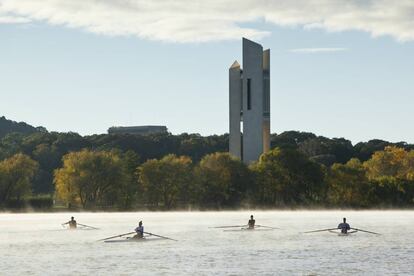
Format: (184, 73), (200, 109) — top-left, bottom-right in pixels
(354, 139), (392, 162)
(326, 158), (372, 207)
(0, 133), (25, 160)
(363, 146), (407, 179)
(251, 148), (325, 206)
(271, 131), (316, 150)
(0, 153), (38, 206)
(117, 150), (140, 209)
(54, 150), (126, 208)
(310, 154), (336, 167)
(138, 154), (193, 209)
(298, 137), (354, 164)
(31, 143), (61, 194)
(363, 146), (414, 206)
(194, 152), (252, 208)
(0, 116), (40, 139)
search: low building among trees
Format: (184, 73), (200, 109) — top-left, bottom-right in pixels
(108, 126), (168, 136)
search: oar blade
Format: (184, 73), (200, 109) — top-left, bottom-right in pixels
(351, 228), (381, 235)
(303, 228), (338, 234)
(209, 225), (247, 229)
(78, 223), (99, 230)
(144, 231), (178, 241)
(256, 225), (281, 230)
(97, 231), (136, 242)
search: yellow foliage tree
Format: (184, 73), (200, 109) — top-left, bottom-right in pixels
(363, 146), (407, 180)
(54, 149), (126, 208)
(0, 153), (38, 204)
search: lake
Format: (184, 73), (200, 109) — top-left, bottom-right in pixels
(1, 211), (413, 275)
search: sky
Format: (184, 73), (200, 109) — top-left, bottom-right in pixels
(0, 0), (414, 144)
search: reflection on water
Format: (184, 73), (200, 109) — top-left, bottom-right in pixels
(1, 211), (413, 275)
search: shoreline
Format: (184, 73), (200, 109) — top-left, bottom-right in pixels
(2, 206), (414, 213)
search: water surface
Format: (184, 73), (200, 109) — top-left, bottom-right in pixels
(1, 211), (412, 275)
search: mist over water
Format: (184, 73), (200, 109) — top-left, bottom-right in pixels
(1, 211), (413, 275)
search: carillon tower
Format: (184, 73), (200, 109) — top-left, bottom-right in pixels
(229, 38), (270, 163)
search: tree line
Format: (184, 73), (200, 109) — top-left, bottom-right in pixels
(1, 116), (414, 209)
(2, 145), (414, 210)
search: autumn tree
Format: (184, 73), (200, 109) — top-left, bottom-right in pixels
(138, 154), (193, 209)
(363, 146), (414, 205)
(54, 150), (126, 208)
(363, 146), (406, 179)
(0, 153), (38, 206)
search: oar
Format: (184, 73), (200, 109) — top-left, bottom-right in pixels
(303, 228), (338, 233)
(144, 231), (178, 241)
(351, 228), (381, 235)
(256, 225), (281, 230)
(209, 225), (247, 229)
(97, 231), (135, 242)
(78, 223), (99, 230)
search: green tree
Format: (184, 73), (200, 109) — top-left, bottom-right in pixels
(117, 150), (140, 209)
(31, 143), (61, 194)
(194, 152), (252, 208)
(54, 149), (126, 208)
(298, 137), (354, 165)
(326, 158), (372, 207)
(0, 133), (25, 160)
(354, 139), (392, 162)
(0, 116), (39, 139)
(251, 148), (325, 206)
(270, 131), (316, 150)
(138, 154), (193, 209)
(0, 153), (39, 206)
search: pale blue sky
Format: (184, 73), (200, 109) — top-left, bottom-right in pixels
(1, 1), (414, 144)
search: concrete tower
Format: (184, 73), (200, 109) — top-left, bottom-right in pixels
(229, 38), (270, 163)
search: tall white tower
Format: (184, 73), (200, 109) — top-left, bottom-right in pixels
(229, 38), (270, 163)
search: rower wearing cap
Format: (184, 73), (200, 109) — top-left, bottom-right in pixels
(134, 221), (144, 239)
(248, 215), (255, 229)
(338, 218), (351, 234)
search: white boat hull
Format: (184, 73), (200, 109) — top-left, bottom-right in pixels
(223, 228), (274, 232)
(104, 237), (162, 243)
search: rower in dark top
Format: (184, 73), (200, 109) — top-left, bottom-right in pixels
(248, 215), (255, 229)
(63, 216), (77, 229)
(133, 221), (144, 239)
(337, 217), (351, 234)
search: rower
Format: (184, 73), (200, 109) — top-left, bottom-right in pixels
(133, 221), (144, 239)
(337, 217), (351, 234)
(63, 216), (77, 229)
(248, 215), (255, 229)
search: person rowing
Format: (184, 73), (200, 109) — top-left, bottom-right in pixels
(304, 218), (379, 235)
(248, 215), (255, 229)
(133, 221), (144, 239)
(62, 216), (77, 229)
(337, 217), (351, 234)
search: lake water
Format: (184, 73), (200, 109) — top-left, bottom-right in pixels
(1, 211), (413, 275)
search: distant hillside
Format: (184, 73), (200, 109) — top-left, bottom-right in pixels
(0, 116), (46, 138)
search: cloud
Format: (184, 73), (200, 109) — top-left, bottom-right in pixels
(289, 47), (348, 53)
(0, 0), (414, 43)
(0, 15), (31, 24)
